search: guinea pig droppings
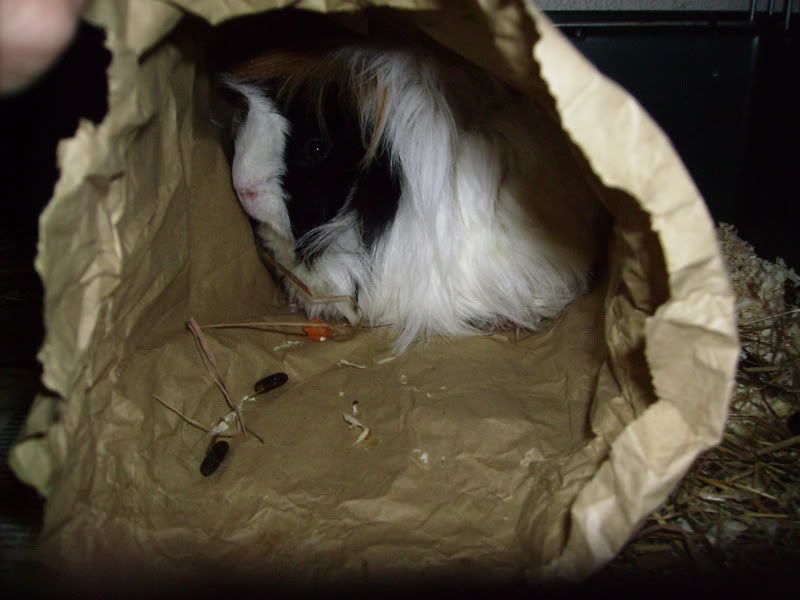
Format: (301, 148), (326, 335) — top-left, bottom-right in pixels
(200, 440), (230, 477)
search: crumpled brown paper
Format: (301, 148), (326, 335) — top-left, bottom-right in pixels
(9, 0), (739, 585)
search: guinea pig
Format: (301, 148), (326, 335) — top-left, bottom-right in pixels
(220, 43), (606, 351)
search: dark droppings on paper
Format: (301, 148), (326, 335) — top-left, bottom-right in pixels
(200, 440), (230, 477)
(254, 372), (288, 394)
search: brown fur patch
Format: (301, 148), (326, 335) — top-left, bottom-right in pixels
(228, 47), (388, 164)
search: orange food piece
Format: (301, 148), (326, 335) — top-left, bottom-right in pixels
(303, 319), (333, 341)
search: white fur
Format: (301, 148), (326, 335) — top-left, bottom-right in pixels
(226, 80), (293, 254)
(227, 47), (603, 352)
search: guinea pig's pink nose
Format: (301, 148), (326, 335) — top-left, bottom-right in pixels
(236, 187), (259, 203)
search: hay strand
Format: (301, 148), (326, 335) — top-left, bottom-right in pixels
(187, 317), (245, 437)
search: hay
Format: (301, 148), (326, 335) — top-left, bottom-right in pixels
(606, 223), (800, 576)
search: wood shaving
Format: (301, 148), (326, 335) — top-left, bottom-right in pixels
(210, 395), (257, 437)
(337, 359), (367, 369)
(342, 413), (370, 445)
(412, 449), (430, 465)
(273, 340), (303, 352)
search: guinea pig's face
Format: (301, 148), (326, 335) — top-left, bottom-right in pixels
(225, 80), (366, 261)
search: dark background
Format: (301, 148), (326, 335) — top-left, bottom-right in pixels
(550, 9), (799, 268)
(0, 6), (798, 592)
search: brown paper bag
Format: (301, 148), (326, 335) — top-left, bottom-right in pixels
(10, 0), (739, 584)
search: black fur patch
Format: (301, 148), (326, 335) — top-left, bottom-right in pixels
(281, 84), (362, 264)
(279, 84), (401, 265)
(351, 146), (402, 251)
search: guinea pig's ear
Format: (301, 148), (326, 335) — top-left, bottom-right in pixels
(211, 75), (250, 122)
(216, 76), (251, 110)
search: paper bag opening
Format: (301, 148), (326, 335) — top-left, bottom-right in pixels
(9, 0), (738, 587)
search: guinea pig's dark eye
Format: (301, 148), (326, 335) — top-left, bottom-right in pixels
(304, 137), (331, 165)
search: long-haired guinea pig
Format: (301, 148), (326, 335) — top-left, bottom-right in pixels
(219, 43), (606, 351)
